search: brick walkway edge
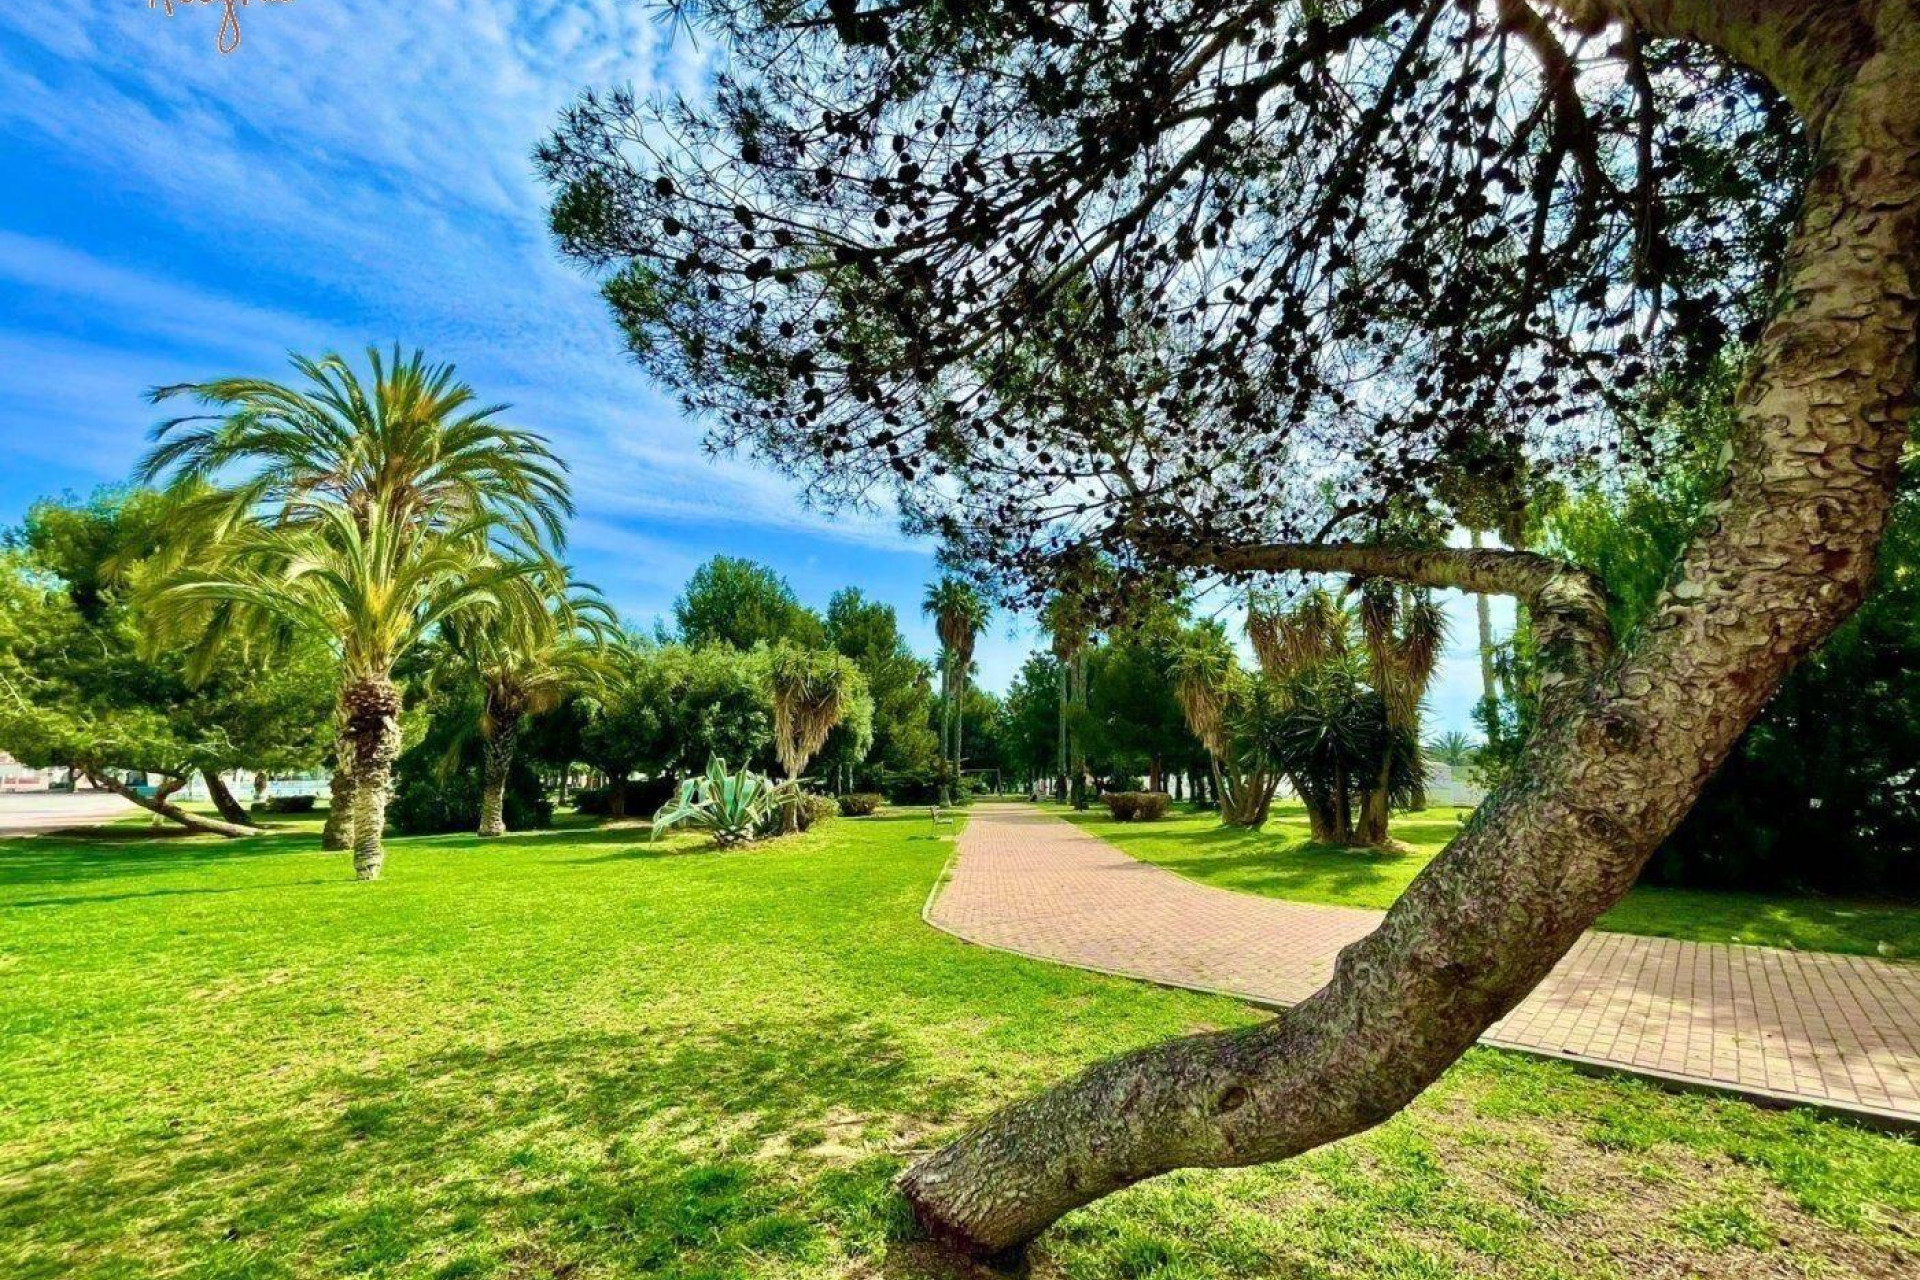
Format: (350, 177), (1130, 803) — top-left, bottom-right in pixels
(926, 805), (1920, 1128)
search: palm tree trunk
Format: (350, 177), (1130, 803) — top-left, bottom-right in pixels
(203, 770), (253, 826)
(1471, 527), (1497, 708)
(343, 673), (402, 880)
(954, 670), (966, 797)
(478, 722), (517, 837)
(322, 752), (354, 850)
(85, 770), (262, 838)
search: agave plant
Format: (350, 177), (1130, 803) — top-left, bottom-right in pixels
(651, 756), (798, 847)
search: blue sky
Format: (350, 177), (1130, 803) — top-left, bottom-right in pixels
(0, 1), (1502, 730)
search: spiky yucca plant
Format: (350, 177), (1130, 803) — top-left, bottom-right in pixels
(651, 756), (797, 847)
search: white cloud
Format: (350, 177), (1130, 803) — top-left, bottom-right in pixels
(0, 4), (920, 556)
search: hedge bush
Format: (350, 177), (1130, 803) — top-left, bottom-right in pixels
(572, 776), (677, 819)
(1101, 791), (1172, 822)
(838, 792), (883, 817)
(794, 793), (838, 832)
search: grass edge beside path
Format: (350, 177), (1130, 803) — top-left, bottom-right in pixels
(1055, 803), (1920, 959)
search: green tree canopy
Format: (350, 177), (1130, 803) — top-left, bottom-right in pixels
(673, 556), (825, 650)
(825, 587), (938, 778)
(0, 490), (335, 835)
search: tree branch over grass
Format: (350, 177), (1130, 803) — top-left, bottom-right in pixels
(543, 0), (1920, 1255)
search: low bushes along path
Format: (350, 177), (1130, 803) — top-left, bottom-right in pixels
(928, 804), (1920, 1126)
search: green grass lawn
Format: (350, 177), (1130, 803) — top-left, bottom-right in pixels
(1061, 804), (1920, 958)
(1, 811), (1915, 1280)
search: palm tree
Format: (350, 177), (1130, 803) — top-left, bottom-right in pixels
(152, 507), (543, 878)
(443, 577), (613, 837)
(139, 346), (571, 557)
(1169, 621), (1279, 828)
(1355, 584), (1447, 842)
(768, 644), (864, 832)
(1427, 730), (1479, 767)
(139, 347), (573, 875)
(1041, 594), (1094, 805)
(922, 577), (989, 800)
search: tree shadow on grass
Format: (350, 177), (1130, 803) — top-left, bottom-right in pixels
(2, 880), (338, 910)
(0, 828), (317, 891)
(1145, 825), (1421, 903)
(0, 1012), (962, 1279)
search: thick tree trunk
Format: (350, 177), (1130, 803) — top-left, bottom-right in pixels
(343, 673), (402, 880)
(322, 760), (354, 851)
(900, 12), (1919, 1256)
(1357, 783), (1391, 846)
(478, 723), (516, 837)
(203, 771), (253, 826)
(85, 770), (263, 838)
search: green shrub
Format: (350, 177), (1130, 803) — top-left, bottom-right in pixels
(838, 792), (883, 817)
(572, 777), (673, 818)
(652, 757), (796, 847)
(795, 793), (837, 832)
(1101, 791), (1171, 822)
(264, 794), (316, 814)
(883, 767), (947, 805)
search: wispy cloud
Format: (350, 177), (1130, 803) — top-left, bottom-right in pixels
(0, 2), (921, 557)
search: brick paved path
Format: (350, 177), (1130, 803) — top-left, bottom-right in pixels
(928, 805), (1920, 1126)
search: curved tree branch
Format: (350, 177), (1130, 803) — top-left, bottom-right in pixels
(900, 2), (1918, 1253)
(84, 769), (264, 839)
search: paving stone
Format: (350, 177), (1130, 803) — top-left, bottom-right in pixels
(928, 805), (1920, 1125)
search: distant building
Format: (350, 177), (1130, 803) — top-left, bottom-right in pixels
(0, 751), (64, 792)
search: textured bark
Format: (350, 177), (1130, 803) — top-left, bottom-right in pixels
(203, 771), (253, 826)
(343, 674), (402, 880)
(901, 6), (1919, 1256)
(85, 770), (263, 838)
(478, 721), (517, 837)
(321, 765), (354, 850)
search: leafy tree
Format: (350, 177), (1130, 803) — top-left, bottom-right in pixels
(1081, 617), (1200, 793)
(546, 0), (1919, 1252)
(0, 490), (333, 836)
(572, 636), (673, 815)
(139, 348), (570, 878)
(824, 587), (939, 781)
(1001, 654), (1065, 794)
(954, 683), (1010, 792)
(573, 640), (797, 815)
(1498, 362), (1920, 894)
(673, 556), (825, 650)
